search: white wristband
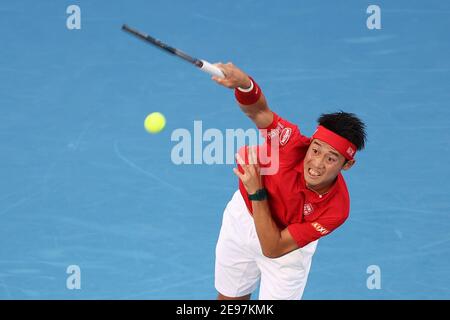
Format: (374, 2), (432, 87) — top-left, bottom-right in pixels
(237, 79), (254, 92)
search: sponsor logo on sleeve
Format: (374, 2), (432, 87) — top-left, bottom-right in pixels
(311, 222), (329, 235)
(280, 128), (292, 146)
(267, 129), (279, 140)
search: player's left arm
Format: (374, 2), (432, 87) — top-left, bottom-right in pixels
(234, 148), (298, 258)
(250, 201), (299, 258)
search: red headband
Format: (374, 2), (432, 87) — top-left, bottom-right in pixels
(312, 126), (356, 160)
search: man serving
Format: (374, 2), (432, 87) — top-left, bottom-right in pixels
(212, 63), (367, 300)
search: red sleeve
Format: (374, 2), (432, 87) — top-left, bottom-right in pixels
(287, 208), (348, 248)
(258, 112), (310, 169)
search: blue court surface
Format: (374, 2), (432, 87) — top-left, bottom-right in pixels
(1, 0), (449, 299)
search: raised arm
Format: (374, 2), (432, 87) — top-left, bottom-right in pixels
(234, 148), (299, 258)
(212, 63), (273, 128)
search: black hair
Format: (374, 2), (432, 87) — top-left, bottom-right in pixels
(317, 111), (367, 151)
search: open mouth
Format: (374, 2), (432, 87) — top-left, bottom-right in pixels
(308, 168), (322, 179)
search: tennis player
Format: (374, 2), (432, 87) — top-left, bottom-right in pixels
(211, 63), (367, 300)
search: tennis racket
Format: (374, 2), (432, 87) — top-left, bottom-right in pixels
(122, 24), (225, 79)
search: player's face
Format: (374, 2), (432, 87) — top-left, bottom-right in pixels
(303, 139), (351, 194)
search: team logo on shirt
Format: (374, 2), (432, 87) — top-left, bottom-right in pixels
(311, 222), (329, 235)
(280, 128), (292, 146)
(303, 203), (314, 216)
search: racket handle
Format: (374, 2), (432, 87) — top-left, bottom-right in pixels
(200, 60), (225, 78)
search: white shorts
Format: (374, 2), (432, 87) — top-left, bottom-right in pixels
(215, 190), (318, 300)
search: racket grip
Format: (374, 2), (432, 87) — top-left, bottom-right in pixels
(200, 60), (225, 78)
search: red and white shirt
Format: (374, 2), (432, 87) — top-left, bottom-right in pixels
(238, 113), (350, 248)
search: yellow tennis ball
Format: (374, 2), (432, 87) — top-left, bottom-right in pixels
(144, 112), (166, 134)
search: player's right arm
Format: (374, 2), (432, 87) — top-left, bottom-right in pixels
(212, 62), (273, 128)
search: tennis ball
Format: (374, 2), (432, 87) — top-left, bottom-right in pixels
(144, 112), (166, 134)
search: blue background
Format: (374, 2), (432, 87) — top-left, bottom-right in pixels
(0, 0), (449, 299)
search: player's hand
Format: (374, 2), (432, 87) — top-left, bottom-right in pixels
(212, 62), (252, 89)
(233, 147), (263, 195)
